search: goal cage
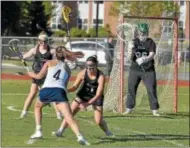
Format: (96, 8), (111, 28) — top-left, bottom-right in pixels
(104, 15), (179, 113)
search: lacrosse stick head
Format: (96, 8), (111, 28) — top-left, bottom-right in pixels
(116, 23), (137, 44)
(8, 39), (19, 48)
(62, 6), (71, 23)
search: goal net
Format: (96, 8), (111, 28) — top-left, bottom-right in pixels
(104, 15), (178, 113)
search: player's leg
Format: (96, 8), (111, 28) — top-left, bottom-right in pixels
(52, 98), (81, 136)
(20, 83), (38, 118)
(142, 71), (160, 116)
(56, 102), (90, 145)
(92, 99), (114, 137)
(30, 99), (46, 139)
(124, 70), (141, 114)
(52, 102), (62, 120)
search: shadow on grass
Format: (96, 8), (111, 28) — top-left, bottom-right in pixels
(93, 134), (190, 145)
(103, 112), (189, 120)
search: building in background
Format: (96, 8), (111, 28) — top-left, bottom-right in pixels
(50, 0), (117, 35)
(77, 1), (117, 35)
(50, 1), (189, 38)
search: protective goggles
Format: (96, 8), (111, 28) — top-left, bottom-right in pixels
(38, 40), (48, 44)
(85, 63), (97, 70)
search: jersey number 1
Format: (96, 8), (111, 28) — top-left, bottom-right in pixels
(53, 69), (61, 80)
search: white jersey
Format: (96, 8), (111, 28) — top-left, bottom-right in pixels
(42, 61), (71, 91)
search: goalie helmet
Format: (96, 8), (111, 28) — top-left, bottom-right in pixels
(137, 23), (149, 42)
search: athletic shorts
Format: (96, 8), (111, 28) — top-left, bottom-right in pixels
(76, 95), (104, 106)
(39, 87), (68, 103)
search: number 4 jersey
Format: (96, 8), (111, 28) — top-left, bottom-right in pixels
(42, 61), (71, 91)
(130, 38), (156, 71)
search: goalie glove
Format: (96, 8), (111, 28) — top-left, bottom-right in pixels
(136, 57), (148, 65)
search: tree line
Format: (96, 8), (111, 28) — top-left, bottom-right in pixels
(1, 1), (53, 36)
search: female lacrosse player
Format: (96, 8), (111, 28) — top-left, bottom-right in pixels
(27, 46), (89, 145)
(124, 23), (160, 116)
(52, 55), (114, 137)
(20, 32), (61, 119)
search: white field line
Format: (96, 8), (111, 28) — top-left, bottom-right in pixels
(6, 106), (47, 115)
(2, 93), (28, 96)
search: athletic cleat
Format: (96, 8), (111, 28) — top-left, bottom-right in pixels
(77, 135), (90, 146)
(122, 108), (132, 115)
(30, 131), (43, 139)
(106, 131), (115, 137)
(52, 130), (63, 137)
(152, 110), (160, 117)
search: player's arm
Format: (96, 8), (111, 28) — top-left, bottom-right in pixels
(27, 62), (48, 79)
(67, 70), (84, 92)
(87, 75), (105, 105)
(23, 48), (36, 59)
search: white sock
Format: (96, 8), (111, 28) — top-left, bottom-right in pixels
(76, 133), (83, 138)
(58, 127), (65, 133)
(36, 125), (42, 131)
(57, 112), (62, 116)
(21, 110), (27, 115)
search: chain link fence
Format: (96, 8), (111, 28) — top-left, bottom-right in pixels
(1, 36), (189, 79)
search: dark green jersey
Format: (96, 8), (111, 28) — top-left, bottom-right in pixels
(32, 45), (53, 73)
(130, 38), (156, 71)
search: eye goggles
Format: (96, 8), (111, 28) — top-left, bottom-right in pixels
(38, 40), (48, 44)
(86, 64), (96, 70)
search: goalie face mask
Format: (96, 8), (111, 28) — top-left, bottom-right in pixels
(138, 31), (148, 42)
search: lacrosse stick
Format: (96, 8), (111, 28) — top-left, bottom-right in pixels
(8, 39), (30, 72)
(62, 5), (72, 50)
(62, 6), (78, 69)
(116, 23), (148, 77)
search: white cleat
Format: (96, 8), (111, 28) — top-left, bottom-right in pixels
(152, 110), (160, 117)
(122, 108), (132, 115)
(77, 135), (90, 146)
(52, 130), (63, 137)
(106, 131), (115, 137)
(30, 131), (43, 139)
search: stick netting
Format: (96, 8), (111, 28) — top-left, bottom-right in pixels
(104, 16), (176, 113)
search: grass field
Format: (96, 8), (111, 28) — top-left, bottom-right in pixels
(1, 79), (189, 147)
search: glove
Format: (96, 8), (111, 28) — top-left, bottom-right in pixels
(136, 57), (148, 65)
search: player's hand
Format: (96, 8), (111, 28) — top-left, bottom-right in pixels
(136, 57), (148, 65)
(79, 102), (88, 109)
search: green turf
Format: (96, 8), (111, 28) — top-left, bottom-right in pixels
(1, 80), (189, 147)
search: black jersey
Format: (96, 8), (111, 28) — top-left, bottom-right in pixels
(32, 45), (53, 73)
(76, 69), (104, 101)
(130, 38), (156, 71)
